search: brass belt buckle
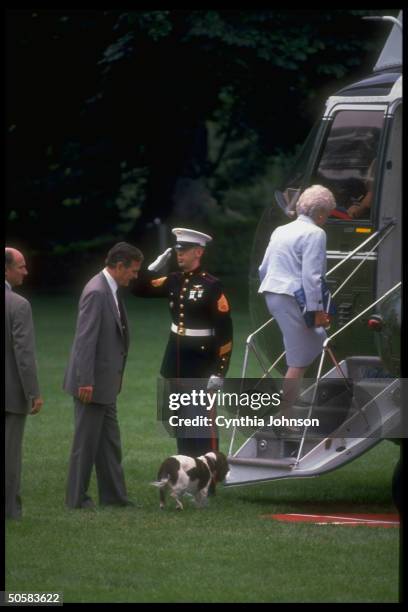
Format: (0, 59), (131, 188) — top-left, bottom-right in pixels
(177, 326), (186, 336)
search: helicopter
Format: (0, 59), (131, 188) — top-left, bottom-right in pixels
(224, 12), (402, 510)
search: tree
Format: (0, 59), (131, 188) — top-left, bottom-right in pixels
(6, 9), (396, 266)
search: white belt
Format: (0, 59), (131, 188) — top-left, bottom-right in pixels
(171, 323), (214, 337)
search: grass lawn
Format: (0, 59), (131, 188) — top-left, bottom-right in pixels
(5, 291), (400, 603)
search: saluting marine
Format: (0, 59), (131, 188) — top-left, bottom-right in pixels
(131, 228), (233, 457)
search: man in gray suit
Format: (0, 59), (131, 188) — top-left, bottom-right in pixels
(5, 247), (43, 519)
(64, 242), (143, 509)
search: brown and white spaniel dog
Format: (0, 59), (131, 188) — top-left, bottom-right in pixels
(152, 451), (229, 510)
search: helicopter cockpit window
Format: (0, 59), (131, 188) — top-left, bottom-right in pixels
(312, 110), (384, 221)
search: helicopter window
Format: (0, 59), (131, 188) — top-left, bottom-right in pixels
(312, 110), (384, 221)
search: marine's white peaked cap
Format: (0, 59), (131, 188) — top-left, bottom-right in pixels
(172, 227), (213, 249)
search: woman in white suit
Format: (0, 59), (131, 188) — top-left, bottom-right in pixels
(258, 184), (336, 419)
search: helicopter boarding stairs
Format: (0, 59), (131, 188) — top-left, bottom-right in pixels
(225, 222), (401, 487)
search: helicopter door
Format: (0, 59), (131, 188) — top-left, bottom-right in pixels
(376, 101), (401, 298)
(310, 106), (387, 362)
(372, 102), (401, 377)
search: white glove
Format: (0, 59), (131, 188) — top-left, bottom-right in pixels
(207, 375), (223, 392)
(147, 247), (172, 272)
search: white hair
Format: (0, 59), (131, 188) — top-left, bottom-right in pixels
(296, 185), (336, 218)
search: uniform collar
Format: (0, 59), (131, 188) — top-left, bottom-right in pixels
(5, 280), (12, 291)
(183, 265), (202, 277)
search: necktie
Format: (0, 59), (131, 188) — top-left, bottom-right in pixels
(116, 289), (128, 344)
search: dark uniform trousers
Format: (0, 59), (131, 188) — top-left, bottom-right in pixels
(132, 266), (233, 458)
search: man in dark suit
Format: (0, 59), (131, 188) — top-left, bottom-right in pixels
(5, 247), (43, 519)
(64, 242), (143, 509)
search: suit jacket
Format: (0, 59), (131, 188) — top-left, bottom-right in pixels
(258, 214), (327, 311)
(5, 286), (41, 414)
(63, 272), (130, 405)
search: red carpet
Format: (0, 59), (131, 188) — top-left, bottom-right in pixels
(261, 513), (399, 527)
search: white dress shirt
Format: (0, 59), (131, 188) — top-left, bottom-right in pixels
(102, 268), (120, 315)
(5, 280), (12, 291)
(258, 214), (327, 311)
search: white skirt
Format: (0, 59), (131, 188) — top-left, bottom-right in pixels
(264, 292), (326, 368)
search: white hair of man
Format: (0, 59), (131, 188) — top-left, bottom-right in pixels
(296, 184), (336, 218)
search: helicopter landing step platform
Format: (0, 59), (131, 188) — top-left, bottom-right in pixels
(225, 356), (400, 487)
(228, 456), (296, 469)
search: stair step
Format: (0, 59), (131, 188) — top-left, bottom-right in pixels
(228, 456), (296, 468)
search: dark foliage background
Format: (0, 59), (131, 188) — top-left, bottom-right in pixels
(5, 9), (398, 289)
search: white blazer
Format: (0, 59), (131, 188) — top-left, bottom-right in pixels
(258, 214), (327, 311)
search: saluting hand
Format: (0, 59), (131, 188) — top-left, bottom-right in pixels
(147, 247), (172, 272)
(78, 386), (94, 404)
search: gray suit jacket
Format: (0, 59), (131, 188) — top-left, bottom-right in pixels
(63, 272), (130, 405)
(5, 286), (41, 414)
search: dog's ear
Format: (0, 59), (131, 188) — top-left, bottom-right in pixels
(205, 455), (216, 473)
(215, 452), (229, 483)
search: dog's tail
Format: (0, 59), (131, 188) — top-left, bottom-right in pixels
(150, 478), (169, 489)
(151, 475), (170, 510)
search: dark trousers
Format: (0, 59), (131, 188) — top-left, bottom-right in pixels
(176, 436), (219, 457)
(160, 371), (219, 458)
(176, 401), (219, 457)
(5, 412), (27, 519)
(66, 399), (129, 508)
(165, 379), (219, 458)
